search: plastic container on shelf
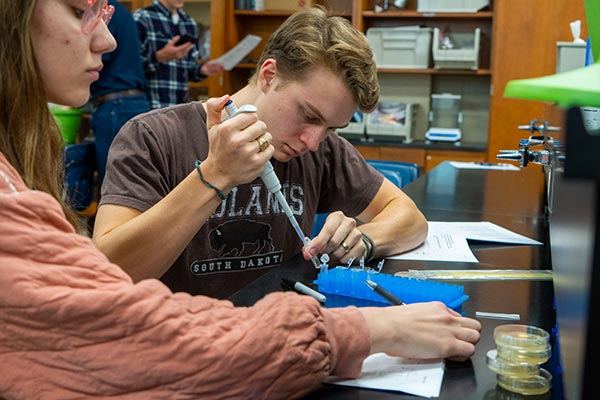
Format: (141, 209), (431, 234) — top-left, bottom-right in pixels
(337, 110), (366, 140)
(366, 26), (432, 69)
(366, 100), (417, 142)
(417, 0), (490, 13)
(432, 27), (481, 70)
(50, 106), (83, 145)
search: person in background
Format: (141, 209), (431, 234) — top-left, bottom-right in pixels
(93, 7), (428, 299)
(89, 0), (151, 185)
(133, 0), (224, 109)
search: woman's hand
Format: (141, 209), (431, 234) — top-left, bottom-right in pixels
(359, 302), (482, 361)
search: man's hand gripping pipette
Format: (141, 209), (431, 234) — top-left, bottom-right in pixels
(223, 99), (322, 269)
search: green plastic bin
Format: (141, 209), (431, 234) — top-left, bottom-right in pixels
(51, 107), (83, 144)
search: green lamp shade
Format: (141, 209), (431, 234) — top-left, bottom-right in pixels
(586, 0), (599, 62)
(504, 0), (600, 108)
(504, 63), (600, 108)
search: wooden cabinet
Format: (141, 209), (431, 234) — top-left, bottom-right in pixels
(354, 145), (484, 172)
(486, 0), (587, 162)
(118, 0), (150, 11)
(209, 0), (586, 167)
(356, 0), (493, 146)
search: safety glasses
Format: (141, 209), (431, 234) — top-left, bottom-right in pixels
(81, 0), (115, 34)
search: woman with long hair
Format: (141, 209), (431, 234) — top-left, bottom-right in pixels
(0, 1), (480, 398)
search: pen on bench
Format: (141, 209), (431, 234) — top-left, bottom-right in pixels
(281, 278), (327, 303)
(365, 279), (404, 305)
(475, 311), (521, 321)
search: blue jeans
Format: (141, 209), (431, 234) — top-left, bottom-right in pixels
(90, 94), (150, 184)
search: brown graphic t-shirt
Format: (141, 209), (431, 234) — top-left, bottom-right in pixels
(101, 102), (383, 298)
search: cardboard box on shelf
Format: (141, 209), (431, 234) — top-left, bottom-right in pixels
(265, 0), (315, 11)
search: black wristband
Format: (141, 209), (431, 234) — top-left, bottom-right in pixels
(360, 232), (375, 261)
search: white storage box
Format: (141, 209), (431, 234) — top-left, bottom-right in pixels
(366, 26), (432, 69)
(338, 110), (366, 139)
(418, 0), (489, 13)
(432, 27), (480, 70)
(366, 101), (417, 142)
(556, 42), (586, 73)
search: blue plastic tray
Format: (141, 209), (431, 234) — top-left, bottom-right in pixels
(314, 266), (469, 310)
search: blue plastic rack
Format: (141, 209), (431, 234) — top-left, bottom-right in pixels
(314, 267), (469, 310)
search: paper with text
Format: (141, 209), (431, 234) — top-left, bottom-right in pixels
(215, 34), (262, 71)
(449, 161), (521, 171)
(389, 227), (479, 263)
(329, 353), (444, 398)
(430, 221), (542, 245)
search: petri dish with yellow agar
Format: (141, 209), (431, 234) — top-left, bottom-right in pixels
(497, 367), (552, 395)
(486, 349), (540, 378)
(494, 324), (549, 350)
(496, 342), (551, 364)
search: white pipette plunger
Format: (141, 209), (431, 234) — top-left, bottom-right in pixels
(223, 100), (321, 268)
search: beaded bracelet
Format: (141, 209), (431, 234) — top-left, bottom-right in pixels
(195, 160), (226, 201)
(360, 231), (375, 261)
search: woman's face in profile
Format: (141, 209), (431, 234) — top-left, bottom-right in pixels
(30, 0), (116, 107)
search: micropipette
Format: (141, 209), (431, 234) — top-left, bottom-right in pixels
(223, 99), (321, 268)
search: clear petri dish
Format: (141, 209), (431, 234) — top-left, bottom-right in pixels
(497, 367), (552, 395)
(496, 341), (551, 364)
(486, 349), (540, 378)
(494, 324), (550, 350)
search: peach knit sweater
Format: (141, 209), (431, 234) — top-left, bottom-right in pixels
(0, 153), (369, 399)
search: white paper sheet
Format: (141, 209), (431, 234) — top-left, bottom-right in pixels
(214, 34), (262, 71)
(429, 221), (542, 245)
(329, 353), (445, 398)
(449, 161), (521, 171)
(389, 228), (479, 263)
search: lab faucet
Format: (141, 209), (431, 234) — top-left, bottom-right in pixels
(496, 119), (564, 167)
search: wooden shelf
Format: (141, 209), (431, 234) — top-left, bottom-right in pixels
(362, 11), (493, 19)
(377, 68), (491, 75)
(189, 81), (209, 88)
(234, 10), (298, 16)
(234, 9), (352, 17)
(233, 65), (491, 75)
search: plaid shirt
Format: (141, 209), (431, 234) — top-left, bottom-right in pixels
(133, 1), (206, 109)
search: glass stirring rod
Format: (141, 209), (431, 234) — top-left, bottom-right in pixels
(223, 100), (321, 268)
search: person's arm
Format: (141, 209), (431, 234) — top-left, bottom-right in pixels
(2, 169), (480, 398)
(356, 178), (428, 257)
(307, 178), (427, 264)
(198, 59), (225, 78)
(93, 95), (273, 281)
(132, 10), (153, 73)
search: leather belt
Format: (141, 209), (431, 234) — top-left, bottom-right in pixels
(92, 89), (144, 107)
